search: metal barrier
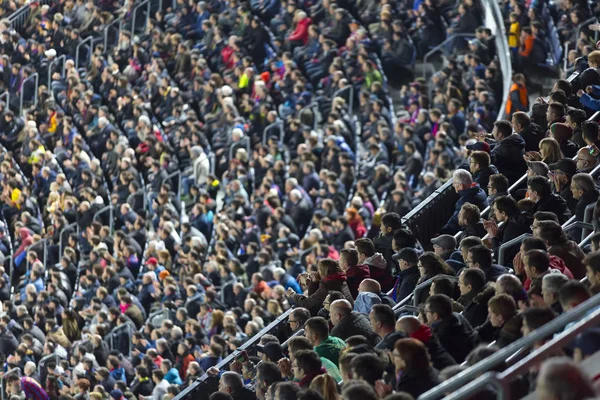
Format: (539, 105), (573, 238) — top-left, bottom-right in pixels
(166, 170), (182, 204)
(576, 17), (598, 46)
(47, 54), (67, 89)
(422, 34), (475, 78)
(37, 353), (60, 383)
(8, 5), (31, 31)
(93, 205), (114, 233)
(173, 307), (295, 400)
(1, 368), (21, 400)
(394, 304), (421, 316)
(18, 72), (39, 116)
(131, 0), (152, 36)
(104, 15), (125, 51)
(419, 290), (600, 399)
(441, 299), (600, 400)
(0, 91), (9, 108)
(106, 323), (133, 357)
(59, 222), (79, 258)
(282, 328), (305, 350)
(75, 36), (94, 70)
(497, 233), (532, 266)
(413, 274), (458, 307)
(332, 86), (354, 116)
(262, 121), (284, 145)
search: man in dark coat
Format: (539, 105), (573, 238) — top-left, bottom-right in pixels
(528, 176), (572, 224)
(396, 316), (457, 371)
(512, 111), (544, 152)
(371, 304), (406, 351)
(391, 248), (420, 303)
(425, 294), (479, 363)
(491, 120), (527, 184)
(467, 245), (509, 282)
(330, 300), (380, 346)
(440, 169), (488, 235)
(457, 269), (494, 329)
(469, 151), (499, 195)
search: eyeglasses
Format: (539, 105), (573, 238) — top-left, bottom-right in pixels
(424, 309), (433, 314)
(288, 320), (298, 324)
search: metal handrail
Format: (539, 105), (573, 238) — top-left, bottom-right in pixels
(173, 307), (296, 400)
(104, 15), (125, 51)
(8, 4), (31, 31)
(47, 54), (67, 89)
(281, 328), (305, 350)
(1, 368), (21, 400)
(262, 121), (284, 146)
(18, 72), (39, 116)
(497, 233), (532, 266)
(575, 17), (597, 46)
(106, 323), (133, 357)
(75, 36), (94, 70)
(208, 152), (216, 175)
(579, 231), (595, 249)
(418, 290), (600, 399)
(563, 221), (593, 235)
(59, 222), (79, 260)
(93, 205), (114, 233)
(165, 170), (182, 204)
(0, 91), (9, 109)
(422, 34), (475, 78)
(413, 274), (458, 307)
(332, 85), (354, 116)
(442, 302), (600, 400)
(37, 353), (60, 378)
(394, 304), (421, 316)
(131, 0), (151, 37)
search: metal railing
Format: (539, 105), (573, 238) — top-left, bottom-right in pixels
(497, 233), (532, 266)
(93, 205), (114, 233)
(332, 86), (354, 116)
(59, 222), (79, 259)
(8, 4), (32, 31)
(47, 54), (67, 89)
(422, 34), (475, 78)
(262, 121), (284, 146)
(37, 353), (60, 383)
(106, 323), (133, 357)
(576, 17), (598, 46)
(75, 36), (94, 70)
(419, 290), (600, 399)
(18, 72), (39, 116)
(0, 91), (9, 108)
(166, 170), (182, 204)
(131, 0), (152, 36)
(413, 274), (458, 307)
(104, 16), (125, 51)
(1, 368), (21, 400)
(173, 307), (295, 400)
(394, 304), (421, 316)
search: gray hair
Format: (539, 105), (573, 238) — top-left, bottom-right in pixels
(289, 189), (302, 201)
(221, 371), (244, 392)
(542, 273), (569, 296)
(273, 267), (286, 279)
(536, 357), (595, 400)
(571, 173), (596, 194)
(453, 169), (473, 186)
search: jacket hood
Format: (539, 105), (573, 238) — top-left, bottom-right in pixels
(410, 323), (433, 344)
(363, 253), (387, 269)
(347, 264), (371, 277)
(354, 292), (381, 313)
(472, 284), (496, 305)
(19, 227), (31, 239)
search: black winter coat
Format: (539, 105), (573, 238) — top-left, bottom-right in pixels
(491, 134), (527, 184)
(533, 193), (572, 224)
(458, 285), (495, 329)
(430, 313), (479, 363)
(331, 312), (380, 346)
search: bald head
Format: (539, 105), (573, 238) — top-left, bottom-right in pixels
(330, 299), (353, 326)
(359, 278), (381, 293)
(396, 315), (422, 335)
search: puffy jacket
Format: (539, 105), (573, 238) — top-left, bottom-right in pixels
(361, 253), (394, 292)
(458, 285), (495, 329)
(491, 134), (527, 184)
(532, 193), (572, 224)
(330, 311), (380, 346)
(288, 17), (312, 44)
(473, 164), (499, 193)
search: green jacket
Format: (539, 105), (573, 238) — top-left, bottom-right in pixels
(314, 336), (345, 366)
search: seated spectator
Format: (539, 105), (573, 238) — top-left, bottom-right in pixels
(484, 195), (532, 262)
(293, 350), (326, 388)
(391, 248), (420, 302)
(370, 304), (405, 351)
(440, 169), (488, 235)
(536, 358), (596, 400)
(584, 251), (600, 286)
(340, 248), (370, 299)
(392, 338), (441, 398)
(514, 237), (573, 290)
(541, 273), (569, 314)
(458, 268), (494, 328)
(476, 294), (522, 348)
(423, 294), (479, 363)
(528, 176), (572, 224)
(303, 317), (345, 366)
(466, 245), (508, 282)
(288, 258), (354, 315)
(354, 238), (394, 292)
(456, 202), (487, 243)
(329, 299), (379, 346)
(469, 151), (498, 193)
(536, 221), (586, 279)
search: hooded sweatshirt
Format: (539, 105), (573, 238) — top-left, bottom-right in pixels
(354, 292), (381, 314)
(346, 264), (370, 298)
(361, 253), (394, 292)
(15, 227), (33, 257)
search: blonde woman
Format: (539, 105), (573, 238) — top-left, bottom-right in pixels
(267, 299), (283, 317)
(310, 374), (341, 400)
(539, 137), (564, 165)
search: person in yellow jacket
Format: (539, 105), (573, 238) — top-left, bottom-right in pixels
(508, 12), (520, 55)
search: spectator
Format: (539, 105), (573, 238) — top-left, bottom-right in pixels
(355, 238), (394, 292)
(456, 202), (487, 243)
(303, 317), (345, 366)
(340, 248), (370, 299)
(392, 338), (441, 398)
(528, 176), (572, 224)
(440, 169), (488, 235)
(391, 248), (420, 302)
(457, 268), (494, 328)
(476, 294), (522, 348)
(536, 358), (596, 400)
(491, 120), (527, 184)
(329, 299), (378, 346)
(536, 221), (586, 279)
(467, 245), (508, 282)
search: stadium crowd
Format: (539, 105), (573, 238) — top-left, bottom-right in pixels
(0, 0), (599, 398)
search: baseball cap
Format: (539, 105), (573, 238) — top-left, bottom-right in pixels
(110, 389), (124, 400)
(146, 257), (158, 265)
(549, 158), (577, 176)
(256, 342), (283, 362)
(431, 234), (457, 250)
(466, 141), (490, 153)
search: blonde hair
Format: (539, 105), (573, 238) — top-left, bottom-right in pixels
(310, 374), (341, 400)
(539, 137), (563, 164)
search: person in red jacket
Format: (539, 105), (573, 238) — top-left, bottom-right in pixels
(340, 248), (370, 299)
(288, 11), (312, 48)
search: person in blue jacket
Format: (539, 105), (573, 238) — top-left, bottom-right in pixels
(439, 169), (488, 235)
(274, 267), (302, 293)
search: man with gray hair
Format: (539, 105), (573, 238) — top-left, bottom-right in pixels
(288, 188), (312, 234)
(542, 273), (569, 314)
(440, 169), (488, 235)
(273, 267), (302, 294)
(536, 357), (595, 400)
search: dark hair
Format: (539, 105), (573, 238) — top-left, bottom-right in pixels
(493, 196), (519, 217)
(350, 353), (384, 385)
(524, 249), (550, 273)
(257, 361), (282, 387)
(304, 317), (329, 340)
(341, 382), (379, 400)
(582, 120), (600, 143)
(522, 237), (547, 252)
(469, 245), (493, 269)
(425, 294), (453, 319)
(393, 228), (417, 248)
(461, 268), (486, 292)
(559, 281), (591, 308)
(381, 212), (403, 231)
(394, 338), (431, 374)
(371, 304), (396, 328)
(277, 382), (301, 400)
(527, 176), (551, 198)
(493, 120), (513, 138)
(395, 248), (418, 264)
(294, 350), (322, 375)
(470, 151), (490, 168)
(522, 307), (556, 331)
(431, 277), (456, 297)
(354, 238), (376, 257)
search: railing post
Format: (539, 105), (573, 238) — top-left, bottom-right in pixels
(75, 36), (93, 70)
(93, 205), (115, 233)
(0, 92), (9, 109)
(19, 72), (39, 116)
